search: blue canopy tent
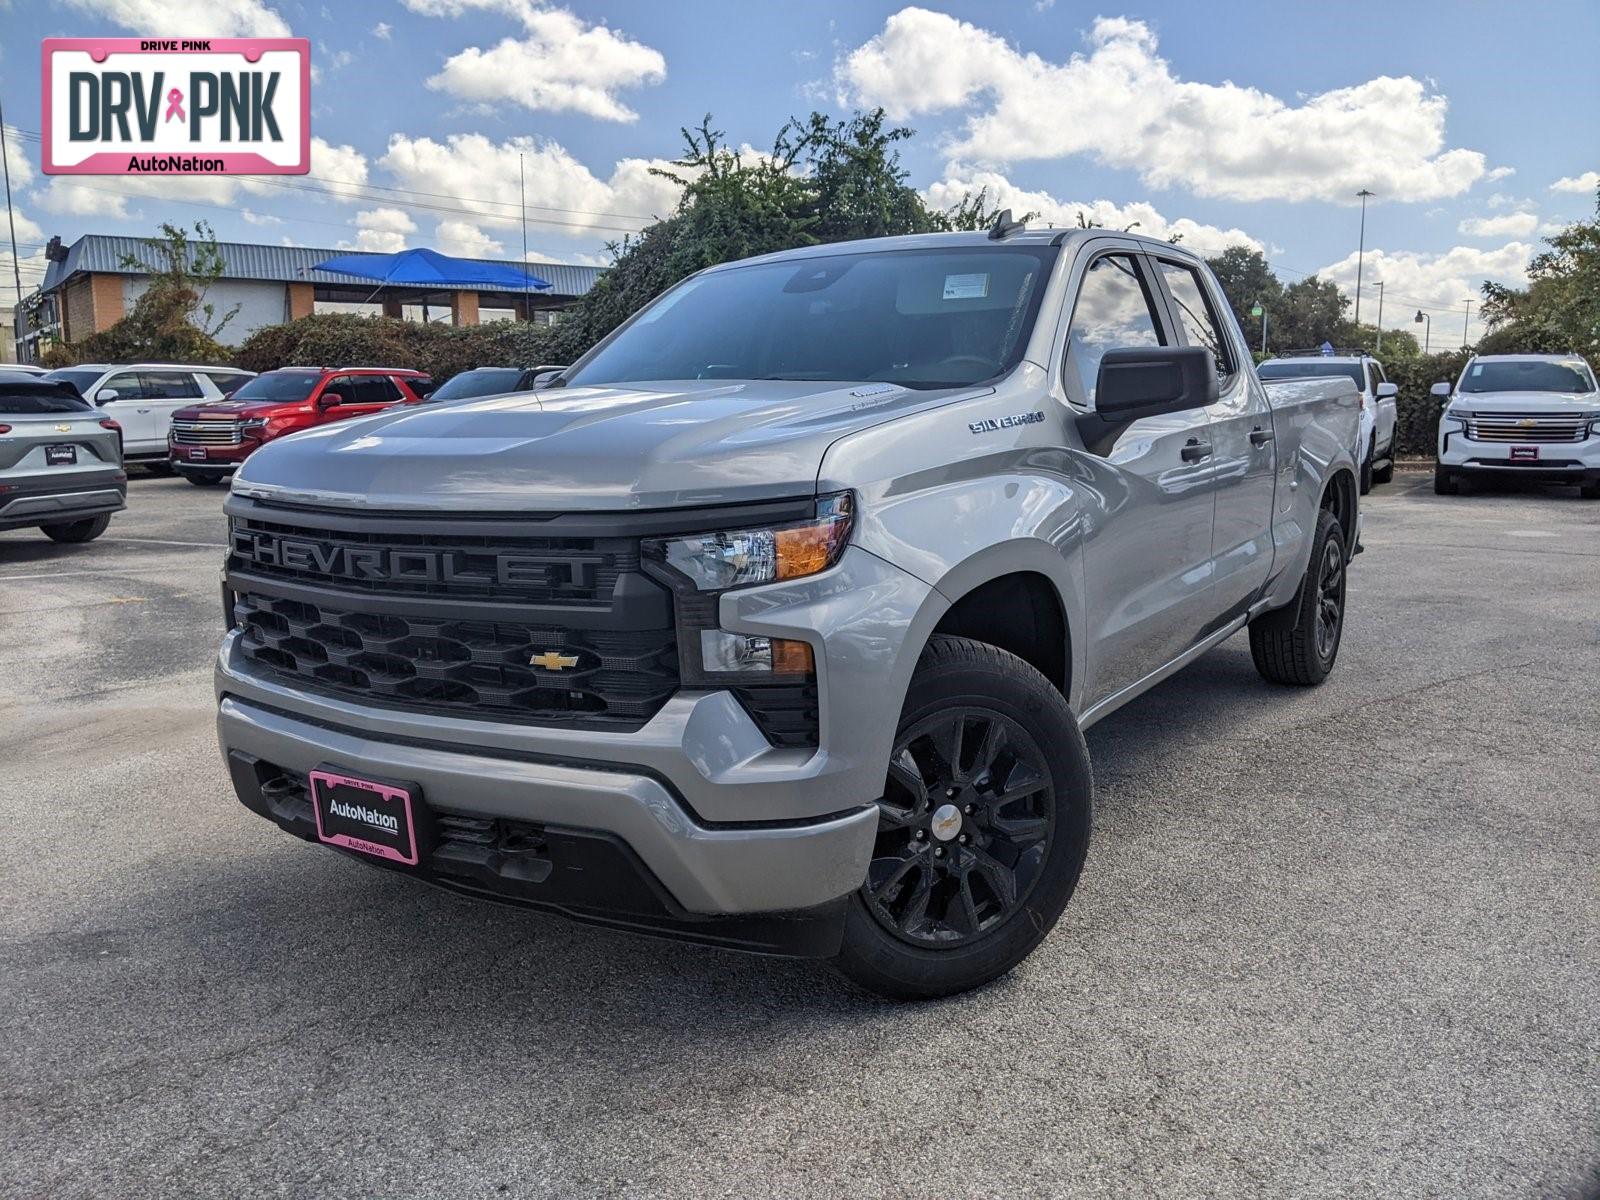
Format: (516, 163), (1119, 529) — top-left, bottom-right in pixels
(309, 247), (552, 325)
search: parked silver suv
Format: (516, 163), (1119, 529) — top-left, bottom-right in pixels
(0, 371), (126, 543)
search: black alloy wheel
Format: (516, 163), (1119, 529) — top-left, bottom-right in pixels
(864, 707), (1053, 948)
(1313, 535), (1346, 664)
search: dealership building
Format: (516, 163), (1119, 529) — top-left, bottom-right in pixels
(11, 234), (604, 363)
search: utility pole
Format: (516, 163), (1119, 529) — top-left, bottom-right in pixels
(1414, 309), (1430, 354)
(1462, 298), (1473, 348)
(0, 99), (23, 306)
(1354, 188), (1375, 327)
(519, 152), (530, 322)
(1373, 281), (1384, 354)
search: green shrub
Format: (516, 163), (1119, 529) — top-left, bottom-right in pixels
(1387, 349), (1471, 458)
(233, 312), (556, 382)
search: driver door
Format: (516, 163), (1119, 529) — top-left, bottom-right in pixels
(94, 370), (156, 455)
(1062, 245), (1220, 708)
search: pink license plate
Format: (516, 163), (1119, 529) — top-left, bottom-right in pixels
(309, 769), (420, 866)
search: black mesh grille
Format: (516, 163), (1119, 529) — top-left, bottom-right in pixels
(235, 590), (677, 729)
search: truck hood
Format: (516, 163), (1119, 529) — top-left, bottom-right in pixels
(1448, 390), (1600, 414)
(172, 399), (308, 421)
(232, 379), (986, 511)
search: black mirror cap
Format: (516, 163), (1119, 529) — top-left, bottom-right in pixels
(1092, 346), (1219, 423)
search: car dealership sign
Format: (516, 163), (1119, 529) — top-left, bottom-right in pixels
(42, 38), (309, 175)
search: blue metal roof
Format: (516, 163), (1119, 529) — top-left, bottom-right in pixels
(40, 234), (603, 299)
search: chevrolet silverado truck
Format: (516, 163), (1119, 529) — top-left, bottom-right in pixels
(215, 226), (1360, 999)
(1433, 354), (1600, 497)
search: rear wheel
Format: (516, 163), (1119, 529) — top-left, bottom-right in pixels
(1434, 468), (1459, 496)
(832, 636), (1092, 1000)
(1249, 508), (1346, 687)
(1359, 436), (1374, 495)
(40, 513), (112, 544)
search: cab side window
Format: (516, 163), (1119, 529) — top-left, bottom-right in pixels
(320, 378), (357, 405)
(139, 370), (202, 399)
(101, 371), (144, 401)
(1064, 254), (1166, 407)
(1157, 260), (1235, 382)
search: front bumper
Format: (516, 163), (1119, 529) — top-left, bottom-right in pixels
(0, 468), (126, 531)
(215, 543), (943, 949)
(1438, 427), (1600, 481)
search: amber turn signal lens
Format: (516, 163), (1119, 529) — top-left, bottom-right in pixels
(771, 638), (815, 674)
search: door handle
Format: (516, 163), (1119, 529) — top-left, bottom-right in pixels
(1250, 426), (1274, 446)
(1180, 438), (1213, 462)
(137, 407), (152, 414)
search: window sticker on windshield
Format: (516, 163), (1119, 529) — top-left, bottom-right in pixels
(943, 273), (990, 301)
(1470, 364), (1482, 376)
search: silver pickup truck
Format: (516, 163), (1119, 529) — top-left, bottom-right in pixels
(215, 227), (1360, 999)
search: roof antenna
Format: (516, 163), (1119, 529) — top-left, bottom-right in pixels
(988, 208), (1026, 240)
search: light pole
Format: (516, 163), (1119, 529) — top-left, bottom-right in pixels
(1414, 309), (1430, 354)
(1373, 281), (1384, 353)
(1462, 298), (1473, 348)
(1354, 188), (1375, 327)
(0, 99), (23, 307)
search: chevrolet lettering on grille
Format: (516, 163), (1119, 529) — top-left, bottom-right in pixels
(231, 530), (598, 591)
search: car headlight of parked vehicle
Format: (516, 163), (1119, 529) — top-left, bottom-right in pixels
(645, 492), (853, 684)
(240, 417), (269, 435)
(1588, 413), (1600, 438)
(1444, 407), (1470, 431)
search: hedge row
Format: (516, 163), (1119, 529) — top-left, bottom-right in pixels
(232, 313), (560, 383)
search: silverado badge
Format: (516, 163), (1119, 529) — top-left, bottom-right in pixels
(530, 650), (580, 671)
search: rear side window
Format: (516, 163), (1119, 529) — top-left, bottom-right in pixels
(0, 383), (93, 414)
(1157, 261), (1234, 380)
(1064, 254), (1166, 406)
(350, 376), (401, 404)
(140, 370), (203, 399)
(1366, 363), (1382, 393)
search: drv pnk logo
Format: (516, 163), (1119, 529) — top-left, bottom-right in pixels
(43, 38), (310, 176)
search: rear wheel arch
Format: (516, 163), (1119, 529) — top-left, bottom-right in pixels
(1321, 467), (1358, 548)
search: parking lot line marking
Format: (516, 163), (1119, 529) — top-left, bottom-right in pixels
(101, 537), (229, 549)
(0, 566), (193, 582)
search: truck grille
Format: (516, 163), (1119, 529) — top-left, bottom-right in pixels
(1464, 412), (1588, 443)
(226, 507), (679, 731)
(232, 591), (676, 728)
(172, 419), (243, 446)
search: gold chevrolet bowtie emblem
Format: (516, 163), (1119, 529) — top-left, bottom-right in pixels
(530, 650), (580, 671)
(1517, 418), (1536, 428)
(55, 423), (72, 432)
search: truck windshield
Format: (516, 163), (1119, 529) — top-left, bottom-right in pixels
(431, 368), (526, 401)
(1256, 361), (1365, 389)
(1459, 360), (1596, 393)
(564, 246), (1058, 391)
(231, 373), (321, 402)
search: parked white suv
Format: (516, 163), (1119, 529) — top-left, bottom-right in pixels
(42, 364), (255, 467)
(1434, 354), (1600, 497)
(1258, 351), (1397, 493)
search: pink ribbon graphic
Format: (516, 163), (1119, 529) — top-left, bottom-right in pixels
(164, 88), (185, 123)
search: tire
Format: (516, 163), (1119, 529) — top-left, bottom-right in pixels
(1372, 440), (1394, 485)
(1580, 479), (1600, 500)
(1249, 508), (1346, 687)
(184, 472), (226, 487)
(832, 635), (1093, 1001)
(1359, 436), (1374, 495)
(40, 513), (112, 544)
(142, 461), (175, 477)
(1434, 468), (1459, 496)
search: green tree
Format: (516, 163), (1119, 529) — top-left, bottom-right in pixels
(1206, 246), (1282, 337)
(1479, 181), (1600, 361)
(1268, 275), (1350, 351)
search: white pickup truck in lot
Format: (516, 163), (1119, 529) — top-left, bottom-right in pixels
(214, 225), (1362, 998)
(1434, 354), (1600, 497)
(1258, 351), (1397, 493)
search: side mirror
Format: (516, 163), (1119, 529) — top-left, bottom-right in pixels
(95, 388), (120, 404)
(1430, 381), (1451, 398)
(1078, 347), (1219, 456)
(1375, 382), (1398, 399)
(531, 364), (568, 389)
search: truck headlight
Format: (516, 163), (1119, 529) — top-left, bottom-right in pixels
(650, 492), (853, 592)
(1588, 414), (1600, 438)
(1444, 409), (1470, 431)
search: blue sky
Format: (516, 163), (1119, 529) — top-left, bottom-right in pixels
(4, 0), (1598, 337)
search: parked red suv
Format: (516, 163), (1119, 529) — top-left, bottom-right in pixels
(168, 367), (433, 486)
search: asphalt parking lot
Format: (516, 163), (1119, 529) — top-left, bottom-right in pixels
(2, 469), (1596, 1199)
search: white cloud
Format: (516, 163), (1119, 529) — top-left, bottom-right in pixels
(434, 219), (504, 258)
(0, 208), (47, 299)
(404, 0), (665, 122)
(3, 124), (35, 190)
(378, 132), (682, 244)
(925, 170), (1264, 257)
(373, 21), (393, 39)
(1550, 171), (1599, 194)
(838, 10), (1491, 204)
(241, 209), (283, 226)
(1458, 212), (1538, 238)
(344, 207), (416, 253)
(1318, 242), (1532, 326)
(61, 0), (291, 36)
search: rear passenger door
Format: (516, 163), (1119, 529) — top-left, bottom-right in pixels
(323, 375), (401, 423)
(1150, 256), (1278, 622)
(138, 369), (204, 451)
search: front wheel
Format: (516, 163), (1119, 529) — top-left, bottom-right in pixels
(41, 513), (112, 543)
(1372, 439), (1394, 485)
(1434, 468), (1459, 496)
(1249, 508), (1346, 686)
(832, 636), (1092, 1000)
